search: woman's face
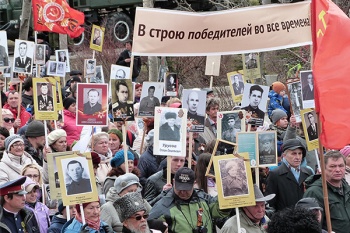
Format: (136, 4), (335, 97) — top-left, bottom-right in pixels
(26, 187), (38, 203)
(23, 168), (40, 184)
(120, 160), (134, 173)
(52, 136), (67, 152)
(135, 87), (142, 98)
(84, 202), (100, 223)
(68, 103), (76, 113)
(94, 136), (109, 155)
(9, 141), (25, 156)
(108, 134), (121, 151)
(2, 114), (14, 130)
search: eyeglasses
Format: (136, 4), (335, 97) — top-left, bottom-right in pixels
(131, 214), (149, 221)
(4, 118), (15, 123)
(12, 143), (25, 148)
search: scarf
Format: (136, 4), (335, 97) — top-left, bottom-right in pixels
(75, 213), (101, 231)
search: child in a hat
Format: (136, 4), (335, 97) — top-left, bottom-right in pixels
(268, 81), (290, 119)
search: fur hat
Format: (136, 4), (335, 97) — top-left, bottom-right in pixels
(25, 120), (45, 137)
(48, 129), (67, 145)
(110, 150), (134, 168)
(5, 135), (24, 152)
(271, 109), (287, 124)
(272, 81), (286, 94)
(114, 173), (142, 194)
(113, 192), (146, 222)
(165, 112), (176, 119)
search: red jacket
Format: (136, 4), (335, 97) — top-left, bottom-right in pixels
(62, 109), (83, 146)
(3, 103), (31, 128)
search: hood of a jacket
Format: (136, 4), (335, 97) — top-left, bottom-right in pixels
(51, 214), (67, 225)
(105, 187), (121, 202)
(305, 174), (322, 189)
(268, 90), (282, 100)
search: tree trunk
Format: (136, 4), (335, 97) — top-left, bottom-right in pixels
(19, 0), (32, 40)
(143, 0), (159, 81)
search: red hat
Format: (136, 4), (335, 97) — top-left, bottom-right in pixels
(0, 176), (27, 196)
(272, 81), (286, 94)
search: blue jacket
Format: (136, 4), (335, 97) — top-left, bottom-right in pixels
(48, 215), (67, 233)
(62, 217), (111, 233)
(268, 90), (287, 118)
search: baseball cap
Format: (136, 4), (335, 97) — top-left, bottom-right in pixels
(295, 197), (323, 211)
(174, 167), (195, 191)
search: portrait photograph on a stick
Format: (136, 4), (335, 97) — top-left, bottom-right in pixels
(237, 132), (258, 167)
(33, 77), (58, 120)
(138, 82), (164, 117)
(34, 44), (46, 65)
(0, 31), (9, 67)
(217, 111), (245, 144)
(84, 59), (96, 78)
(257, 131), (277, 167)
(241, 83), (269, 126)
(110, 64), (130, 79)
(153, 107), (187, 156)
(242, 53), (261, 81)
(227, 71), (245, 103)
(55, 49), (70, 72)
(300, 70), (314, 109)
(90, 65), (104, 83)
(56, 152), (98, 206)
(90, 24), (105, 52)
(164, 72), (178, 96)
(213, 153), (255, 209)
(287, 81), (303, 122)
(181, 89), (206, 132)
(13, 39), (34, 74)
(301, 108), (319, 151)
(110, 79), (134, 121)
(76, 83), (108, 126)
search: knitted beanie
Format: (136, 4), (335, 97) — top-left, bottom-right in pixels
(272, 81), (286, 94)
(63, 97), (76, 110)
(5, 135), (24, 152)
(48, 129), (67, 145)
(110, 150), (134, 168)
(108, 129), (123, 143)
(25, 120), (45, 137)
(271, 109), (288, 124)
(113, 192), (146, 222)
(340, 146), (350, 157)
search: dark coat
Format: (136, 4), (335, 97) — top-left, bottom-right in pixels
(48, 215), (67, 233)
(242, 105), (265, 120)
(66, 178), (92, 195)
(0, 206), (40, 233)
(303, 85), (314, 100)
(144, 169), (168, 205)
(137, 146), (159, 187)
(307, 123), (318, 141)
(265, 162), (313, 211)
(159, 123), (180, 141)
(37, 95), (54, 111)
(116, 49), (141, 81)
(83, 102), (102, 115)
(14, 56), (32, 72)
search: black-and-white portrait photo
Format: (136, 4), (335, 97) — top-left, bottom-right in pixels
(56, 62), (66, 76)
(90, 65), (104, 83)
(165, 73), (177, 92)
(37, 82), (54, 111)
(47, 61), (57, 75)
(220, 158), (248, 197)
(139, 82), (163, 117)
(221, 113), (241, 143)
(245, 53), (258, 69)
(0, 31), (9, 67)
(182, 89), (206, 125)
(62, 158), (92, 195)
(304, 111), (318, 141)
(110, 79), (134, 121)
(83, 88), (102, 115)
(34, 44), (46, 65)
(92, 27), (102, 46)
(301, 71), (314, 101)
(287, 81), (302, 122)
(241, 84), (269, 125)
(85, 59), (96, 76)
(230, 73), (244, 96)
(159, 111), (181, 141)
(13, 39), (34, 74)
(110, 65), (130, 80)
(258, 132), (277, 166)
(55, 49), (70, 72)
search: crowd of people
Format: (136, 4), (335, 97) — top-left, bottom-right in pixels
(0, 41), (348, 233)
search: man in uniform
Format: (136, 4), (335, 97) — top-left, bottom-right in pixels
(186, 90), (205, 124)
(242, 85), (265, 121)
(222, 115), (240, 143)
(66, 160), (92, 195)
(222, 159), (248, 196)
(111, 80), (134, 120)
(0, 176), (40, 233)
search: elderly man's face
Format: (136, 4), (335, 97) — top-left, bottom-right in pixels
(243, 201), (266, 223)
(167, 118), (176, 127)
(188, 92), (199, 112)
(174, 183), (194, 200)
(284, 148), (303, 168)
(124, 210), (150, 233)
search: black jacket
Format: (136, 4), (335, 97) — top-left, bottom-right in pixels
(0, 206), (40, 233)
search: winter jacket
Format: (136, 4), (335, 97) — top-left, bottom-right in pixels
(144, 169), (172, 205)
(265, 162), (313, 212)
(221, 210), (269, 233)
(25, 202), (50, 233)
(95, 149), (113, 184)
(149, 188), (230, 233)
(62, 217), (111, 233)
(3, 103), (31, 129)
(48, 214), (67, 233)
(23, 136), (45, 166)
(138, 146), (160, 187)
(268, 90), (287, 118)
(62, 109), (83, 146)
(304, 175), (350, 233)
(0, 151), (39, 185)
(0, 206), (40, 233)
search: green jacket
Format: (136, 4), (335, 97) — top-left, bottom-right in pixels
(303, 174), (350, 233)
(149, 188), (230, 233)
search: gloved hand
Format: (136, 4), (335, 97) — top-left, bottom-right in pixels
(102, 225), (114, 233)
(79, 224), (90, 233)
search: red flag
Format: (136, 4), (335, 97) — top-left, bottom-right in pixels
(32, 0), (85, 38)
(312, 0), (350, 149)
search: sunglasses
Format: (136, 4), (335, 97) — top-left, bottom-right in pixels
(131, 214), (149, 221)
(4, 118), (15, 123)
